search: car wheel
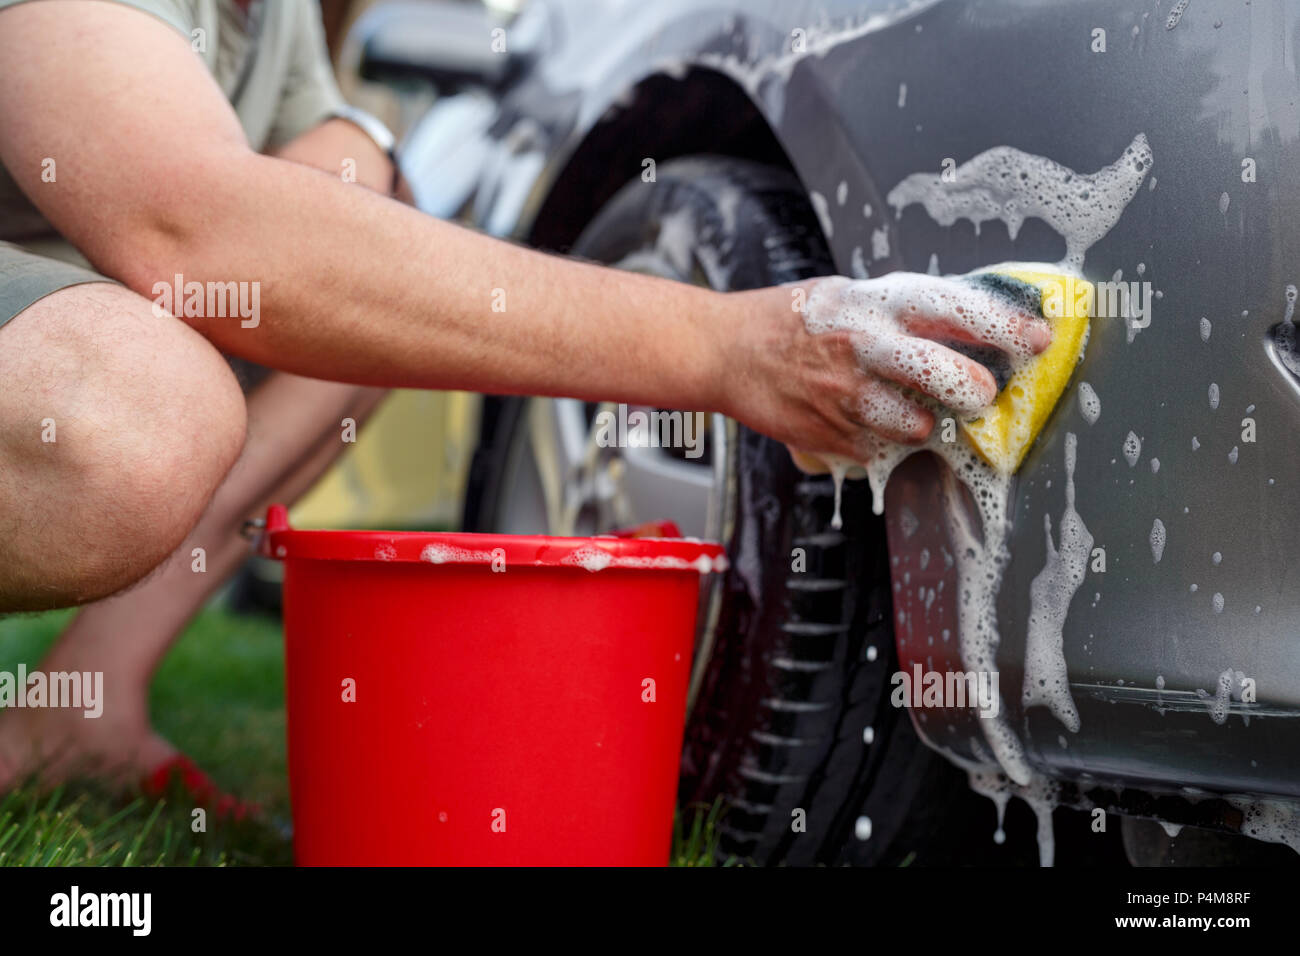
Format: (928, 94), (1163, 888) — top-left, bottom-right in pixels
(461, 155), (956, 865)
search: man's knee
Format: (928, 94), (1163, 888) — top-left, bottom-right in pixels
(0, 283), (247, 609)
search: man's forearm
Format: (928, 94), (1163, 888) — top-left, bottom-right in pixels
(111, 153), (733, 413)
(0, 2), (736, 415)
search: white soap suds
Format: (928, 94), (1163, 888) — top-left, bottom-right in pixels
(1228, 446), (1239, 464)
(1150, 518), (1167, 563)
(871, 226), (890, 260)
(558, 545), (727, 575)
(1150, 457), (1160, 473)
(967, 767), (1059, 866)
(562, 546), (613, 572)
(886, 134), (1153, 271)
(805, 191), (834, 243)
(1208, 382), (1220, 410)
(829, 458), (849, 530)
(1276, 285), (1300, 377)
(420, 544), (494, 565)
(1226, 796), (1300, 853)
(1021, 433), (1089, 733)
(1200, 317), (1212, 341)
(1077, 382), (1101, 425)
(1166, 0), (1190, 30)
(1202, 667), (1242, 723)
(1122, 431), (1141, 467)
(850, 246), (869, 279)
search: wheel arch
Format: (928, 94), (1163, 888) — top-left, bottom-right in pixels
(526, 67), (802, 253)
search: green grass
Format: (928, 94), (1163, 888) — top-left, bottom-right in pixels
(0, 603), (731, 866)
(0, 604), (293, 866)
(673, 798), (737, 866)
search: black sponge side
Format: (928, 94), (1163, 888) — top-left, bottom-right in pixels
(962, 271), (1043, 314)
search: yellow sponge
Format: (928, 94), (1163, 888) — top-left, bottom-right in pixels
(959, 265), (1092, 474)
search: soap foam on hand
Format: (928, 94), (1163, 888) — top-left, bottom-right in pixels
(790, 266), (1087, 525)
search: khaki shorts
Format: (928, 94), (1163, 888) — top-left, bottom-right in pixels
(0, 240), (271, 390)
(0, 240), (115, 330)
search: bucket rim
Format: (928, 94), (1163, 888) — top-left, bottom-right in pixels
(259, 505), (728, 573)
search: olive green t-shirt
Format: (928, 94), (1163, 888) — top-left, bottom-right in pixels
(0, 0), (345, 264)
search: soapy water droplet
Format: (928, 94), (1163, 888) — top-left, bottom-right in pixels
(1122, 431), (1141, 467)
(1190, 583), (1198, 592)
(1078, 381), (1101, 425)
(854, 816), (873, 840)
(1208, 382), (1220, 410)
(809, 190), (833, 239)
(1200, 317), (1212, 341)
(1212, 551), (1222, 565)
(863, 726), (875, 744)
(1219, 192), (1231, 215)
(1228, 446), (1239, 464)
(850, 246), (869, 279)
(1150, 457), (1160, 473)
(1156, 675), (1166, 690)
(1150, 518), (1167, 563)
(1166, 0), (1190, 30)
(871, 226), (890, 260)
(1213, 592), (1225, 613)
(1191, 436), (1200, 450)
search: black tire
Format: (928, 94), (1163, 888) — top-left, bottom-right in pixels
(462, 156), (953, 865)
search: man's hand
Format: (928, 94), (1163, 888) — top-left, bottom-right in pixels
(719, 275), (1051, 462)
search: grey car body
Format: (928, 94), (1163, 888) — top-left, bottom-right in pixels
(380, 0), (1300, 818)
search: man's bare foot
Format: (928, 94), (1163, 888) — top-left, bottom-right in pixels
(0, 701), (177, 792)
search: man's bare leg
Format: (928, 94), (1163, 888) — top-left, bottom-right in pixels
(0, 371), (386, 787)
(0, 281), (248, 782)
(0, 112), (396, 790)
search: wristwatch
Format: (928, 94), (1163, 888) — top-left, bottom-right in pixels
(330, 104), (400, 193)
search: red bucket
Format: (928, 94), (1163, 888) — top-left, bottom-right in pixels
(261, 505), (725, 866)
